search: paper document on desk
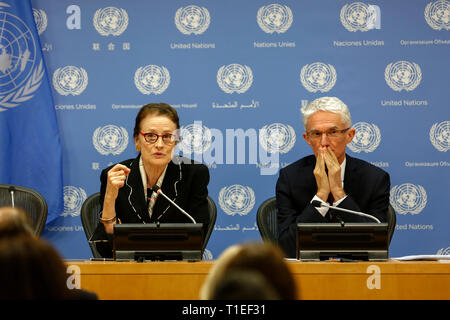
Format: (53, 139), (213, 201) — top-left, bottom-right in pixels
(391, 255), (450, 261)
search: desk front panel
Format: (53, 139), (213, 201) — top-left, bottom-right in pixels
(65, 260), (450, 300)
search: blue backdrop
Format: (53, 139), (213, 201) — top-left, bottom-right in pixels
(27, 0), (449, 259)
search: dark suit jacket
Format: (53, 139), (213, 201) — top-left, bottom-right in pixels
(276, 154), (390, 258)
(93, 155), (210, 258)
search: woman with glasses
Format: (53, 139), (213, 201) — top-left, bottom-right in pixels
(275, 97), (390, 258)
(93, 103), (210, 258)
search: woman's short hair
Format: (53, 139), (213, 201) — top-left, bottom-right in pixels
(133, 103), (180, 137)
(300, 96), (352, 130)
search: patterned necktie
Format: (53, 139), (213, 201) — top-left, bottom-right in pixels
(147, 188), (158, 218)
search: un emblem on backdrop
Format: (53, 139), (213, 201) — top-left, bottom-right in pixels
(385, 61), (422, 92)
(52, 66), (88, 96)
(219, 185), (255, 216)
(429, 121), (450, 152)
(300, 63), (337, 93)
(93, 125), (129, 155)
(259, 123), (296, 154)
(134, 65), (170, 95)
(93, 7), (129, 36)
(340, 2), (380, 31)
(347, 122), (381, 153)
(33, 9), (47, 35)
(390, 183), (427, 215)
(257, 4), (293, 34)
(61, 186), (87, 217)
(0, 6), (44, 111)
(203, 249), (213, 261)
(437, 247), (450, 255)
(175, 5), (210, 35)
(217, 64), (253, 94)
(177, 123), (212, 154)
(425, 0), (450, 30)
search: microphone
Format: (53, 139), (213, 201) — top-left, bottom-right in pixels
(151, 185), (197, 224)
(311, 200), (381, 223)
(9, 186), (16, 208)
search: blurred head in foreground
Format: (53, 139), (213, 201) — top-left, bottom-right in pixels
(200, 242), (297, 300)
(0, 206), (34, 239)
(0, 235), (73, 299)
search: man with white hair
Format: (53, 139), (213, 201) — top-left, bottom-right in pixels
(276, 97), (390, 258)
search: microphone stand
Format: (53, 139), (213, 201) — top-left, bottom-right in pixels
(312, 200), (381, 223)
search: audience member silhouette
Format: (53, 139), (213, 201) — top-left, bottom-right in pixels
(200, 242), (297, 300)
(0, 206), (97, 300)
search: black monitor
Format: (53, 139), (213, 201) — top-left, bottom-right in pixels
(296, 223), (389, 261)
(113, 223), (203, 261)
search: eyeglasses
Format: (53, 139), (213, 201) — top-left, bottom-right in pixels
(139, 131), (178, 145)
(306, 127), (350, 140)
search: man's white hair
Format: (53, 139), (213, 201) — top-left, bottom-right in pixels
(300, 97), (352, 130)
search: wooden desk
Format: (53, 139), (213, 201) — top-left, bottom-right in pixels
(66, 260), (450, 300)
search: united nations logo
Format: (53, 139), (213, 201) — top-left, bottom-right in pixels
(93, 7), (129, 36)
(257, 4), (293, 34)
(52, 66), (88, 96)
(429, 121), (450, 152)
(385, 61), (422, 92)
(61, 186), (87, 217)
(217, 64), (253, 94)
(219, 185), (255, 216)
(93, 125), (129, 155)
(33, 9), (47, 35)
(175, 5), (210, 35)
(134, 65), (170, 95)
(340, 2), (379, 32)
(203, 249), (213, 260)
(347, 122), (381, 153)
(390, 183), (427, 215)
(300, 62), (337, 93)
(436, 247), (450, 255)
(0, 4), (45, 111)
(177, 122), (212, 155)
(259, 123), (296, 154)
(425, 0), (450, 30)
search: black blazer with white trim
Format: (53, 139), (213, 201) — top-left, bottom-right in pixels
(93, 155), (210, 258)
